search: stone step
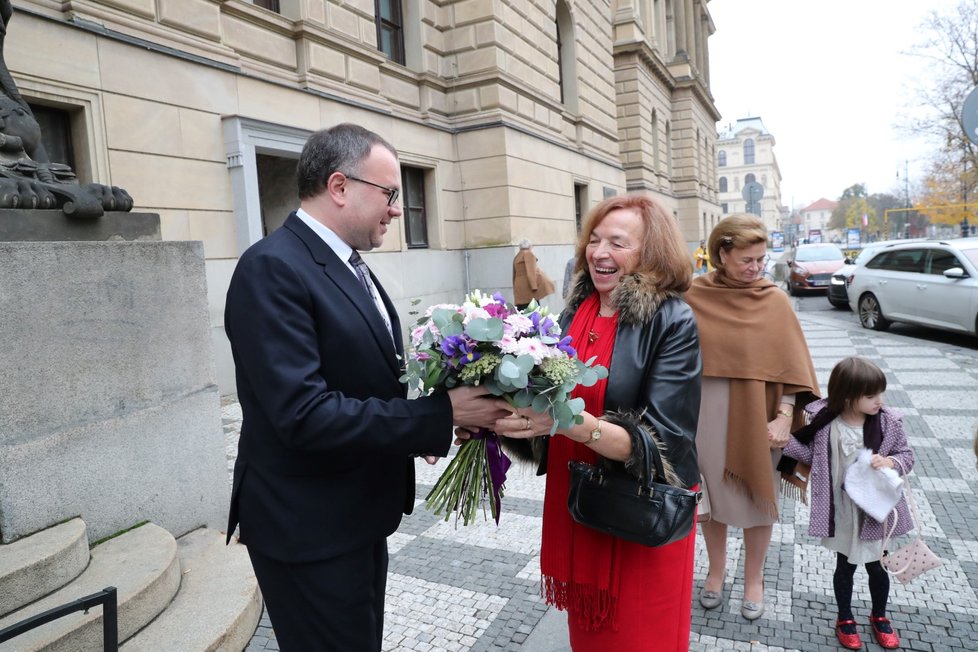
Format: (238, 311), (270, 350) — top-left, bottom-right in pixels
(121, 528), (261, 651)
(0, 518), (89, 619)
(0, 522), (179, 651)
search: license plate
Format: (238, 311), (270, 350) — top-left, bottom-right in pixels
(811, 280), (829, 286)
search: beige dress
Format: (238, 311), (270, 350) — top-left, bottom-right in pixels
(696, 377), (780, 528)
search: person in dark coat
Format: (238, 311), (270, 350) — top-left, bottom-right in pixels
(224, 123), (509, 651)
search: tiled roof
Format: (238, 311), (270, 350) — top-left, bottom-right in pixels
(801, 198), (838, 211)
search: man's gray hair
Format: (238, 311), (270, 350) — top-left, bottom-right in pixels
(518, 239), (532, 249)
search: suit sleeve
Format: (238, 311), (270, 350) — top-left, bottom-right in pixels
(226, 250), (453, 457)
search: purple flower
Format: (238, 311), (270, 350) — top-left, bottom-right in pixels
(440, 334), (481, 367)
(530, 312), (558, 337)
(556, 336), (576, 358)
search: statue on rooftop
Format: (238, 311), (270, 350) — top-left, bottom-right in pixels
(0, 0), (132, 218)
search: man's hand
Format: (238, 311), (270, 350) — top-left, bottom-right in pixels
(447, 385), (511, 429)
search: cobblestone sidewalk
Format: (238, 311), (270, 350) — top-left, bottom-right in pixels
(227, 314), (978, 651)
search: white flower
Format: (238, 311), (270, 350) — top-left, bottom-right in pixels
(498, 335), (519, 354)
(462, 305), (491, 323)
(515, 336), (548, 364)
(503, 314), (534, 336)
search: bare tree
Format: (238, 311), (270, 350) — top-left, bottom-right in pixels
(907, 1), (978, 220)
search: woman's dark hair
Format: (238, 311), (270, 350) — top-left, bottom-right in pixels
(826, 356), (887, 413)
(296, 123), (397, 200)
(707, 213), (768, 276)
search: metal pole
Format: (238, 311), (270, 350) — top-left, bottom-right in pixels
(102, 587), (118, 652)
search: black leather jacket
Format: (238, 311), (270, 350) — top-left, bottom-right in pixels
(509, 271), (702, 487)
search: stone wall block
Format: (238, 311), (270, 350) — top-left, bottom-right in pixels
(0, 241), (229, 544)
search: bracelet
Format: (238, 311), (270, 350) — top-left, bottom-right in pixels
(777, 409), (793, 419)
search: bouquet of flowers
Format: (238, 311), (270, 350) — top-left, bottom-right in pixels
(401, 290), (608, 526)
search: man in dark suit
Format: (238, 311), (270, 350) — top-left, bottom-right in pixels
(224, 123), (511, 651)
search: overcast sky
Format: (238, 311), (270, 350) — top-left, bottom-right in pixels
(707, 0), (958, 210)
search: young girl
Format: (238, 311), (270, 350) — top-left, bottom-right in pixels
(778, 357), (914, 650)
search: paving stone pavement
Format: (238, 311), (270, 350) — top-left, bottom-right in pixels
(224, 313), (978, 651)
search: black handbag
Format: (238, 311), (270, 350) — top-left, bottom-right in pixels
(567, 422), (701, 547)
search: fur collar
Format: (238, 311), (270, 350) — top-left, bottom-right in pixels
(565, 270), (678, 325)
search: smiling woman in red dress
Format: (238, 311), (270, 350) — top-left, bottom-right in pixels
(495, 194), (702, 651)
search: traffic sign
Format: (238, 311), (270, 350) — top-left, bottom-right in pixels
(964, 85), (978, 145)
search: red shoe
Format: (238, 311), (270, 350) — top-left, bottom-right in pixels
(870, 615), (901, 649)
(835, 619), (862, 650)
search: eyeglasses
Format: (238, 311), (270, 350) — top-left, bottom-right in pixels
(345, 175), (400, 207)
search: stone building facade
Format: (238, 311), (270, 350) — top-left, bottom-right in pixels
(8, 0), (721, 392)
(716, 116), (784, 232)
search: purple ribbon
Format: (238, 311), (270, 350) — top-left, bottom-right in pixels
(471, 429), (512, 524)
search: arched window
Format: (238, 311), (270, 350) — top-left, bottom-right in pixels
(745, 173), (756, 183)
(718, 149), (726, 167)
(719, 176), (728, 193)
(743, 138), (755, 164)
(555, 1), (579, 111)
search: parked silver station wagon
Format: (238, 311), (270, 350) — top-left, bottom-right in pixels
(847, 238), (978, 336)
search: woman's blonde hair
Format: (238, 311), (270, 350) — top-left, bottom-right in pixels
(708, 213), (768, 275)
(573, 194), (692, 292)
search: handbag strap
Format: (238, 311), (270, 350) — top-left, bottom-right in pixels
(881, 456), (924, 573)
(635, 419), (670, 490)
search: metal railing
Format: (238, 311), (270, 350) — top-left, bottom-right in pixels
(0, 587), (118, 651)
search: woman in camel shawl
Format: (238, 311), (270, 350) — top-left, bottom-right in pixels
(684, 214), (819, 621)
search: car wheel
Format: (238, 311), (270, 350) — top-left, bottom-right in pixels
(783, 279), (794, 296)
(858, 293), (890, 331)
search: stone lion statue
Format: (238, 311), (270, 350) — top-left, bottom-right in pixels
(0, 0), (133, 218)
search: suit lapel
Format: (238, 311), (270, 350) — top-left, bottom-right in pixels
(284, 215), (402, 374)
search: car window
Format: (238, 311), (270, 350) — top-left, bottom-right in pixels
(794, 245), (845, 262)
(868, 249), (924, 273)
(926, 249), (963, 275)
(854, 247), (882, 265)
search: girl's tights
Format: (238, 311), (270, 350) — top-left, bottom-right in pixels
(833, 552), (890, 619)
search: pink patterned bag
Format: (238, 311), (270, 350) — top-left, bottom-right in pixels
(880, 458), (942, 584)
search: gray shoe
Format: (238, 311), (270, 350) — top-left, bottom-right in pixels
(699, 587), (723, 610)
(741, 600), (765, 620)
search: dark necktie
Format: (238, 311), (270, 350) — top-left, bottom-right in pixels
(349, 250), (393, 337)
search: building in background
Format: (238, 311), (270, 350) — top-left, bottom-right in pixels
(10, 0), (721, 392)
(799, 198), (839, 242)
(716, 117), (784, 232)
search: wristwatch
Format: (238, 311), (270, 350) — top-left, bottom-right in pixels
(585, 418), (602, 445)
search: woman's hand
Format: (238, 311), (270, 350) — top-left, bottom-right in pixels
(493, 409), (554, 439)
(767, 414), (792, 448)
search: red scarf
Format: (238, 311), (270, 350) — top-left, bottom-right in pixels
(541, 292), (620, 629)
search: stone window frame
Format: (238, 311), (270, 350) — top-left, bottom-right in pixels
(14, 78), (111, 187)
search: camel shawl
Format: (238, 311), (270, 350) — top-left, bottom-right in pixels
(685, 272), (820, 517)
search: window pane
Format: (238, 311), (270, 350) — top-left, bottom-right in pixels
(28, 103), (75, 170)
(401, 166), (428, 248)
(927, 250), (960, 275)
(378, 0), (393, 19)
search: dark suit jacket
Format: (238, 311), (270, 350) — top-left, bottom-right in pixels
(225, 213), (453, 563)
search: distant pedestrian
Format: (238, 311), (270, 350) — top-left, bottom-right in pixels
(562, 255), (576, 301)
(693, 240), (710, 275)
(512, 239), (555, 310)
(779, 357), (914, 650)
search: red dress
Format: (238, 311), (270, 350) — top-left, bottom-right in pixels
(541, 293), (697, 651)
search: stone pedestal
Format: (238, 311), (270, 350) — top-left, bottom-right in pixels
(0, 209), (161, 242)
(0, 240), (229, 544)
